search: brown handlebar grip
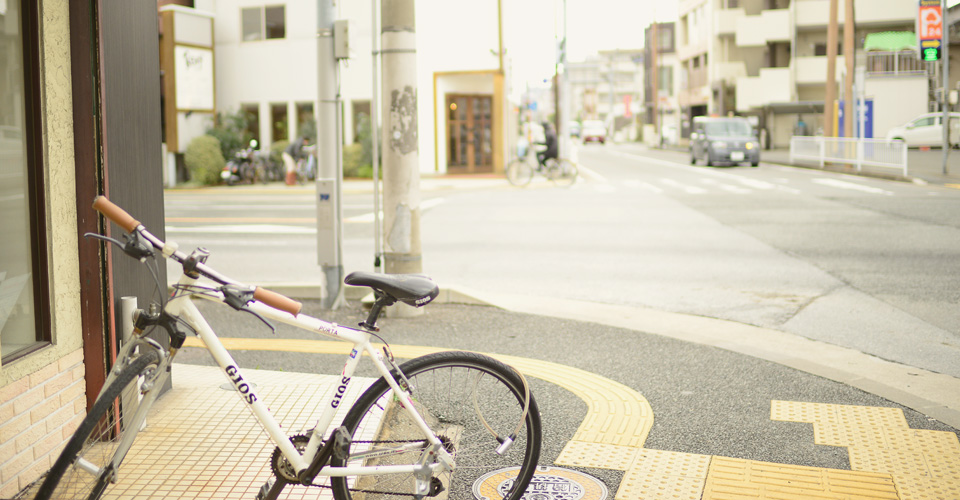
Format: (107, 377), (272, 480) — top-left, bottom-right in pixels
(92, 196), (141, 233)
(254, 287), (302, 316)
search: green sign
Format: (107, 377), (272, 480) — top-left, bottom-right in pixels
(923, 47), (941, 61)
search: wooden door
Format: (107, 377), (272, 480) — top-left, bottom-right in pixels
(447, 94), (493, 173)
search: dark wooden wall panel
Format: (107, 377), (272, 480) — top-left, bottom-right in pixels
(99, 0), (168, 359)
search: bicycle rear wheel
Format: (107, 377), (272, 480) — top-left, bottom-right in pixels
(36, 349), (161, 500)
(330, 351), (542, 500)
(505, 159), (534, 187)
(551, 159), (578, 187)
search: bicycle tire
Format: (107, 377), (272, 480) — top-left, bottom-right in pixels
(552, 159), (578, 187)
(505, 159), (534, 187)
(330, 351), (542, 500)
(36, 349), (161, 500)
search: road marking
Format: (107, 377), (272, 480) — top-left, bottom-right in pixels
(701, 179), (752, 194)
(660, 178), (708, 194)
(812, 178), (894, 195)
(946, 183), (960, 190)
(345, 197), (446, 223)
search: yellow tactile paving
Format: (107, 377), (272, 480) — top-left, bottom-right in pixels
(182, 337), (656, 449)
(554, 441), (639, 470)
(617, 449), (710, 500)
(703, 456), (899, 499)
(772, 400), (960, 500)
(101, 364), (364, 499)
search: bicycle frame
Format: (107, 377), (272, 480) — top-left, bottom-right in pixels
(161, 270), (454, 480)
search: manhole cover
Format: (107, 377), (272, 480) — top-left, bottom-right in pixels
(473, 466), (608, 500)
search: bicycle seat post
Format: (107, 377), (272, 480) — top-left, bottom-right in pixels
(359, 291), (396, 332)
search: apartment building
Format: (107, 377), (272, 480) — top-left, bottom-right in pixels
(676, 0), (920, 148)
(567, 49), (645, 141)
(644, 22), (682, 146)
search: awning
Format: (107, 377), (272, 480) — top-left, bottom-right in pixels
(864, 31), (917, 52)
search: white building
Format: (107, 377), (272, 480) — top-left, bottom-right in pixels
(568, 49), (645, 141)
(198, 0), (511, 174)
(676, 0), (922, 148)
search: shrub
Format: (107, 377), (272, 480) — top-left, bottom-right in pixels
(342, 143), (365, 178)
(184, 135), (225, 185)
(270, 140), (290, 168)
(207, 110), (254, 160)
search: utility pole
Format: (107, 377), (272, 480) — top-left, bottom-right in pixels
(843, 0), (855, 139)
(943, 0), (951, 174)
(371, 0), (382, 272)
(381, 0), (423, 315)
(824, 0), (840, 137)
(650, 22), (659, 145)
(317, 0), (345, 309)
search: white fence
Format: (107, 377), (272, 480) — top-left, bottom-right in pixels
(789, 136), (908, 176)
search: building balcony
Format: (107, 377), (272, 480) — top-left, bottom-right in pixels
(735, 67), (792, 111)
(714, 8), (745, 37)
(714, 61), (747, 85)
(793, 56), (843, 85)
(795, 0), (914, 28)
(736, 9), (791, 47)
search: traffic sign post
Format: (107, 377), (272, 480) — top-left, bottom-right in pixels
(919, 0), (943, 61)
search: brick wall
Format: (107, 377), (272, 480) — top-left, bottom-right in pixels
(0, 350), (86, 497)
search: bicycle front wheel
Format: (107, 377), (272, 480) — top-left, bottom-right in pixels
(36, 349), (161, 500)
(505, 159), (534, 187)
(330, 351), (542, 500)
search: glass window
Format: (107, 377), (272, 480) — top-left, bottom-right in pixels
(1, 0), (46, 361)
(296, 102), (314, 141)
(271, 103), (288, 142)
(264, 6), (285, 40)
(242, 6), (285, 41)
(241, 8), (262, 41)
(241, 103), (260, 144)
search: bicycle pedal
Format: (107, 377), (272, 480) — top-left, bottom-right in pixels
(332, 426), (352, 461)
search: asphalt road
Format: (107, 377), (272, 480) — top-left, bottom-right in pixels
(163, 143), (960, 379)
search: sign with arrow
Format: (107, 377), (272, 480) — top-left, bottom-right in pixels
(918, 0), (943, 61)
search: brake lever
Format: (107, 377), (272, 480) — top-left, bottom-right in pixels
(84, 232), (153, 261)
(240, 306), (277, 335)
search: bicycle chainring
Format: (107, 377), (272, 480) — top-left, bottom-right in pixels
(271, 434), (311, 482)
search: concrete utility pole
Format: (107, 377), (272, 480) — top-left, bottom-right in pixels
(843, 0), (855, 139)
(650, 22), (659, 144)
(381, 0), (423, 314)
(943, 0), (951, 174)
(824, 0), (839, 137)
(317, 0), (345, 309)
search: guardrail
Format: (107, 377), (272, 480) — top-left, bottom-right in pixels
(789, 136), (908, 176)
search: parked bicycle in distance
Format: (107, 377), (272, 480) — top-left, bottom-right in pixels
(34, 197), (542, 500)
(505, 151), (578, 187)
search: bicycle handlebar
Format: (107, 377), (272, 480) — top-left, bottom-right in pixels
(93, 196), (141, 233)
(92, 195), (303, 316)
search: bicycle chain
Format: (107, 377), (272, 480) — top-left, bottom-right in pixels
(294, 438), (442, 497)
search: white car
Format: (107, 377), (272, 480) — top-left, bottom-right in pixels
(885, 112), (960, 147)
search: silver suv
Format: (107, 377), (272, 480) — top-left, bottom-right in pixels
(690, 117), (760, 167)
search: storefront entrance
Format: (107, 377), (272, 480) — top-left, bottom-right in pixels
(446, 94), (493, 173)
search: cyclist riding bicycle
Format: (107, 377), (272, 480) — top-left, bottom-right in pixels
(283, 135), (310, 185)
(536, 121), (558, 169)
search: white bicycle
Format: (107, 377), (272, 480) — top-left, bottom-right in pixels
(36, 196), (542, 500)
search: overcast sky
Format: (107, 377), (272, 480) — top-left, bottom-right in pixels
(502, 0), (678, 89)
